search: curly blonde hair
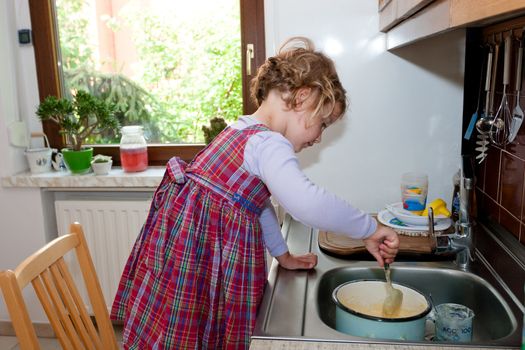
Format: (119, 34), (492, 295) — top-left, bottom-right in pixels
(250, 37), (347, 123)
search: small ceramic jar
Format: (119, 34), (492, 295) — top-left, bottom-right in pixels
(91, 160), (112, 175)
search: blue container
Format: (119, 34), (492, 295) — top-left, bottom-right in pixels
(332, 280), (432, 341)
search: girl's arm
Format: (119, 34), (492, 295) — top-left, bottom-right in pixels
(260, 199), (287, 257)
(260, 199), (318, 270)
(246, 132), (377, 240)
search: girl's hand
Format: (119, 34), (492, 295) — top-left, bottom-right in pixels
(275, 251), (318, 270)
(363, 224), (400, 267)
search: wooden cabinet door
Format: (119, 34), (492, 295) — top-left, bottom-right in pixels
(379, 0), (434, 32)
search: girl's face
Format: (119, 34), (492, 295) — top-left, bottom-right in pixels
(286, 99), (341, 153)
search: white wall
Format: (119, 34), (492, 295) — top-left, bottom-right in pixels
(0, 0), (464, 323)
(0, 0), (48, 322)
(265, 0), (464, 213)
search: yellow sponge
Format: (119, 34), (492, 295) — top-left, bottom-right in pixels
(421, 198), (451, 217)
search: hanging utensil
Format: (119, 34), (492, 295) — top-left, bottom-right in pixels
(476, 39), (497, 163)
(491, 34), (513, 146)
(465, 46), (488, 140)
(489, 37), (500, 122)
(382, 263), (403, 317)
(477, 38), (498, 135)
(509, 32), (524, 143)
(475, 135), (489, 163)
(475, 44), (493, 135)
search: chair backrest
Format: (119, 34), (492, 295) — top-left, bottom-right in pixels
(0, 222), (119, 350)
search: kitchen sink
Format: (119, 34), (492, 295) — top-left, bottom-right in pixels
(316, 266), (517, 343)
(253, 217), (524, 348)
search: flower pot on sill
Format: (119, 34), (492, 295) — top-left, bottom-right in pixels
(62, 147), (93, 175)
(91, 160), (112, 175)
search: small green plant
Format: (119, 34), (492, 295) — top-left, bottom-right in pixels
(92, 154), (112, 163)
(36, 90), (120, 151)
(202, 117), (227, 144)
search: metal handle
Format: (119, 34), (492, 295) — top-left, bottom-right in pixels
(484, 48), (493, 115)
(516, 40), (523, 92)
(428, 207), (435, 237)
(246, 43), (254, 76)
(485, 49), (493, 91)
(503, 35), (512, 86)
(489, 39), (500, 115)
(29, 132), (50, 149)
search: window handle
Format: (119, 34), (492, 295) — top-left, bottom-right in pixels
(246, 43), (254, 76)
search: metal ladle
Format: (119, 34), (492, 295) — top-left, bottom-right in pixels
(476, 37), (499, 135)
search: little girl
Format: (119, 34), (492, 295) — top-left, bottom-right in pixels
(112, 37), (399, 349)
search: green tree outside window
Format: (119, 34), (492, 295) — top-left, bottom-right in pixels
(55, 0), (242, 144)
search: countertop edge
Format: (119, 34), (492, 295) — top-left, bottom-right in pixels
(1, 167), (165, 189)
(249, 339), (516, 350)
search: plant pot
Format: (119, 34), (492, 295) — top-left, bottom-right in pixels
(332, 279), (432, 341)
(62, 148), (93, 174)
(91, 160), (112, 175)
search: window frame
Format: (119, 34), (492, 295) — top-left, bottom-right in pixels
(28, 0), (265, 165)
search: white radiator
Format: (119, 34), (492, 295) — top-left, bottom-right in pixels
(55, 199), (151, 312)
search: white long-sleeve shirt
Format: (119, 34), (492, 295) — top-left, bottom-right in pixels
(232, 116), (377, 256)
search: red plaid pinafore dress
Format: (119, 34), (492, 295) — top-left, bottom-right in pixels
(111, 124), (271, 349)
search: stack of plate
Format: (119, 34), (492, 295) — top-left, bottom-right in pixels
(377, 202), (452, 233)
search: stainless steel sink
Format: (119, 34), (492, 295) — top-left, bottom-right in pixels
(316, 266), (517, 343)
(253, 217), (524, 348)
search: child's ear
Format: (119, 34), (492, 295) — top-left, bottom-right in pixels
(294, 87), (312, 109)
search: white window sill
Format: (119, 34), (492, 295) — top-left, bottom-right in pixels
(1, 167), (165, 190)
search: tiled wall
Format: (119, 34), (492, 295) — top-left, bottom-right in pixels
(472, 21), (525, 248)
(476, 140), (525, 246)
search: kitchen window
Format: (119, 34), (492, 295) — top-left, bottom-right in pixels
(28, 0), (265, 165)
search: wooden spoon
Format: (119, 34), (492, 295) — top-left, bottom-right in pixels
(383, 263), (403, 317)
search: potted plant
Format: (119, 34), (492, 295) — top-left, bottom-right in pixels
(36, 90), (119, 174)
(91, 154), (113, 175)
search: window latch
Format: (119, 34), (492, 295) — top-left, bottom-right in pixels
(246, 43), (254, 76)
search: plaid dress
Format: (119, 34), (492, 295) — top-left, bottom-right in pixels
(111, 124), (272, 349)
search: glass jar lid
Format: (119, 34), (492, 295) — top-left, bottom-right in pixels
(121, 125), (144, 134)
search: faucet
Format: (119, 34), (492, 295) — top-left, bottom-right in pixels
(432, 156), (475, 270)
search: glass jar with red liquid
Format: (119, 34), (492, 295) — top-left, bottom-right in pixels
(120, 126), (148, 172)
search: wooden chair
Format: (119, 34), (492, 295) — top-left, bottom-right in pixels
(0, 222), (119, 350)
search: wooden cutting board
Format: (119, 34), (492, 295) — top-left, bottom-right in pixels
(318, 231), (436, 256)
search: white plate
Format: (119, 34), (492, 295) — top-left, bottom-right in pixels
(386, 202), (449, 226)
(377, 210), (452, 232)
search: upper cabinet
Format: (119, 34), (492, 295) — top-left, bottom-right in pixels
(380, 0), (525, 49)
(379, 0), (434, 32)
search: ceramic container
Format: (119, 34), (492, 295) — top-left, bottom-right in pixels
(62, 147), (93, 174)
(25, 132), (52, 174)
(91, 160), (112, 175)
